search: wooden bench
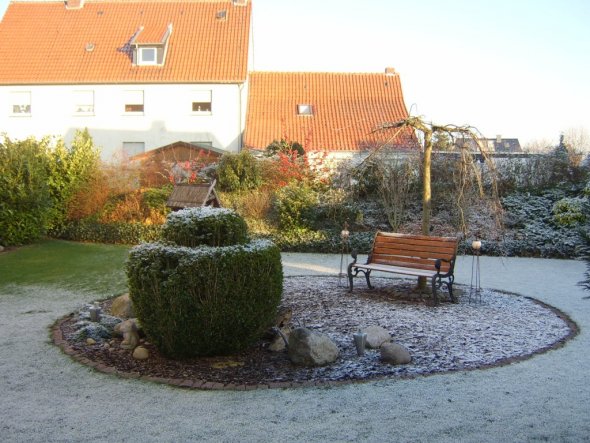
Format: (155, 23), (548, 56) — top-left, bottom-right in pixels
(347, 232), (459, 304)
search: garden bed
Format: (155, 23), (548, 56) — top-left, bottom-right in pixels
(53, 276), (577, 389)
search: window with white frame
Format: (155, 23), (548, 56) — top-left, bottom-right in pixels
(122, 142), (145, 157)
(10, 91), (31, 115)
(124, 90), (144, 113)
(138, 47), (157, 65)
(191, 90), (212, 114)
(73, 90), (94, 115)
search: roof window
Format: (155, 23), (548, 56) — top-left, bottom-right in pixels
(297, 104), (313, 116)
(216, 10), (227, 20)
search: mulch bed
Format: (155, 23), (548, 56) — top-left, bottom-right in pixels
(52, 276), (578, 390)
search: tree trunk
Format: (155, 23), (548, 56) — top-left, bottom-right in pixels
(418, 130), (433, 291)
(422, 130), (433, 236)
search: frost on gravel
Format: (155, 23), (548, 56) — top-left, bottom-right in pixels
(282, 276), (573, 381)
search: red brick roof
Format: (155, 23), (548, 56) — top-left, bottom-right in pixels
(244, 71), (415, 152)
(0, 0), (251, 84)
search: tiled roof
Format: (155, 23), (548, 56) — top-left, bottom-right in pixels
(244, 71), (415, 152)
(0, 0), (251, 84)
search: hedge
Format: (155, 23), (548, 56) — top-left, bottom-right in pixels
(126, 240), (283, 358)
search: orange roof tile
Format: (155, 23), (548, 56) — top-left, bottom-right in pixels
(0, 0), (251, 84)
(244, 71), (416, 152)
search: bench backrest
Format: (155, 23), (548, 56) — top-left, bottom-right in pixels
(370, 232), (459, 273)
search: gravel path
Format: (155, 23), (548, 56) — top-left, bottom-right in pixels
(1, 254), (589, 442)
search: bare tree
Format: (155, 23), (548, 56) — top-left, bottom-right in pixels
(562, 126), (590, 154)
(371, 116), (500, 236)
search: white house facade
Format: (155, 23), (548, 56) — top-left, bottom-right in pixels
(1, 82), (248, 160)
(0, 0), (252, 160)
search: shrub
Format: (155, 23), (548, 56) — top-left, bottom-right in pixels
(126, 206), (283, 358)
(216, 150), (262, 192)
(46, 129), (101, 234)
(162, 207), (248, 247)
(0, 136), (52, 245)
(552, 197), (587, 226)
(59, 219), (162, 244)
(273, 181), (319, 230)
(142, 185), (173, 213)
(268, 229), (373, 253)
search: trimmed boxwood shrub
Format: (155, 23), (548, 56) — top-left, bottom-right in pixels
(126, 240), (282, 358)
(162, 207), (248, 247)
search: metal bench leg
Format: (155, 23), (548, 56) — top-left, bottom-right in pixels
(447, 276), (456, 303)
(365, 270), (373, 289)
(347, 263), (355, 292)
(431, 275), (439, 306)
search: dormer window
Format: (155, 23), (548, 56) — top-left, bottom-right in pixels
(139, 47), (157, 65)
(297, 104), (313, 116)
(131, 23), (173, 67)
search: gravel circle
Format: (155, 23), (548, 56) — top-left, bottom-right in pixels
(56, 276), (577, 388)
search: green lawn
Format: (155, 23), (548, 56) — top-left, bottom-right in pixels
(0, 240), (130, 297)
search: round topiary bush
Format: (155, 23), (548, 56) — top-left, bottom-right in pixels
(162, 206), (248, 247)
(126, 208), (283, 358)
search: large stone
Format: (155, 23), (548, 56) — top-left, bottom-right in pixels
(288, 328), (339, 366)
(132, 346), (149, 360)
(113, 319), (140, 350)
(268, 327), (291, 352)
(380, 342), (412, 365)
(362, 325), (392, 348)
(110, 293), (135, 319)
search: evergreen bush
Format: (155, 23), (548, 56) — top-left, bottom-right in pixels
(0, 137), (52, 245)
(216, 150), (262, 192)
(162, 207), (248, 247)
(126, 208), (282, 358)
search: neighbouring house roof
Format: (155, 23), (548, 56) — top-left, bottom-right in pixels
(167, 182), (221, 209)
(0, 0), (251, 85)
(456, 137), (522, 153)
(130, 141), (225, 163)
(129, 141), (223, 187)
(244, 70), (416, 152)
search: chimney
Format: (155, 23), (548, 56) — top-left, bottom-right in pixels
(385, 67), (396, 76)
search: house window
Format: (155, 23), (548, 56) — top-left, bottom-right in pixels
(122, 142), (145, 157)
(10, 91), (31, 115)
(73, 90), (94, 115)
(139, 47), (157, 65)
(297, 104), (313, 115)
(124, 90), (144, 113)
(191, 90), (212, 114)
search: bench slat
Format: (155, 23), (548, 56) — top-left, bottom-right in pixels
(372, 256), (451, 273)
(373, 238), (457, 253)
(376, 232), (458, 243)
(353, 263), (437, 278)
(373, 245), (456, 260)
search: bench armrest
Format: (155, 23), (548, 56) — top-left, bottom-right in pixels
(435, 256), (456, 276)
(350, 250), (372, 266)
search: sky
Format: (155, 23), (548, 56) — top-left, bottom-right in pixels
(1, 0), (588, 147)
